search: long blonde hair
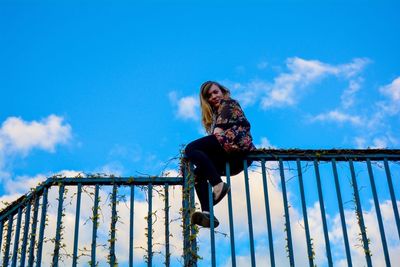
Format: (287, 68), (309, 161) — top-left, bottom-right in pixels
(199, 81), (231, 133)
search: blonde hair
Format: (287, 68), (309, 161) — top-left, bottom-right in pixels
(199, 81), (230, 133)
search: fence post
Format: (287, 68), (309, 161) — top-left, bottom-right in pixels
(182, 161), (191, 266)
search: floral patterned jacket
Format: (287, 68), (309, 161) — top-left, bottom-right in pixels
(212, 98), (256, 153)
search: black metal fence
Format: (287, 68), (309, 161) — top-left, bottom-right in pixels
(1, 149), (399, 266)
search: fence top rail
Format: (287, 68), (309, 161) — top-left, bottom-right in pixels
(248, 149), (400, 161)
(0, 176), (182, 221)
(47, 176), (183, 186)
(2, 149), (399, 220)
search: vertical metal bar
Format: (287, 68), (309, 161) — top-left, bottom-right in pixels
(52, 184), (65, 266)
(331, 159), (352, 267)
(349, 160), (372, 267)
(366, 159), (391, 266)
(20, 202), (31, 267)
(129, 184), (134, 267)
(261, 159), (275, 267)
(243, 160), (256, 267)
(0, 220), (3, 257)
(147, 183), (153, 267)
(279, 159), (295, 267)
(11, 207), (23, 267)
(91, 184), (100, 267)
(296, 159), (313, 267)
(384, 158), (400, 240)
(188, 165), (197, 267)
(208, 183), (216, 267)
(164, 183), (170, 267)
(72, 183), (82, 267)
(36, 187), (49, 267)
(28, 196), (40, 267)
(182, 165), (190, 267)
(109, 184), (117, 266)
(3, 214), (13, 267)
(226, 162), (236, 267)
(314, 159), (333, 266)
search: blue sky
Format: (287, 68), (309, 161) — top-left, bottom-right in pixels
(1, 1), (400, 266)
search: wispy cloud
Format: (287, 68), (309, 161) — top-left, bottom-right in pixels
(311, 110), (363, 126)
(309, 77), (363, 126)
(341, 78), (363, 109)
(351, 76), (400, 148)
(226, 57), (370, 109)
(227, 80), (268, 107)
(262, 57), (369, 108)
(308, 71), (399, 148)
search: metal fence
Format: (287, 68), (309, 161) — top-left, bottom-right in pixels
(201, 149), (400, 267)
(1, 149), (400, 266)
(0, 177), (187, 267)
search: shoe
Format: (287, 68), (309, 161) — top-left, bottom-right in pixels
(213, 182), (230, 206)
(191, 211), (220, 228)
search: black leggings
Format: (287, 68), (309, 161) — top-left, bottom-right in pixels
(185, 135), (248, 212)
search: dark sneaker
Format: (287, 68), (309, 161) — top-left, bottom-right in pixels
(213, 182), (230, 206)
(191, 211), (220, 228)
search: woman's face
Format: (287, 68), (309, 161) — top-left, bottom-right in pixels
(207, 84), (224, 109)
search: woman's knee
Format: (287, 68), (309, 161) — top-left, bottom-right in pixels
(185, 139), (202, 158)
(184, 142), (194, 158)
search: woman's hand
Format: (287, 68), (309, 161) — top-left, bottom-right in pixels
(213, 127), (224, 135)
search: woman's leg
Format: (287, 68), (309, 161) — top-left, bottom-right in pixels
(194, 179), (209, 211)
(185, 135), (227, 212)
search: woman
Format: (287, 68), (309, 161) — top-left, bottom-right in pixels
(185, 81), (256, 228)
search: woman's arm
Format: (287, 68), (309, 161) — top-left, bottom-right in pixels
(214, 99), (249, 129)
(213, 99), (254, 152)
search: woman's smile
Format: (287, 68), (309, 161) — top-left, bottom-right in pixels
(207, 84), (224, 108)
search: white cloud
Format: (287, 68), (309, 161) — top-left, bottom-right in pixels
(0, 115), (72, 184)
(177, 96), (199, 120)
(225, 57), (370, 109)
(261, 57), (369, 108)
(379, 76), (400, 114)
(311, 110), (363, 125)
(380, 77), (400, 101)
(256, 137), (276, 149)
(0, 170), (84, 209)
(354, 131), (399, 149)
(3, 174), (47, 195)
(0, 115), (71, 155)
(338, 57), (371, 78)
(341, 78), (363, 109)
(354, 137), (367, 148)
(169, 91), (199, 121)
(372, 137), (388, 148)
(349, 76), (400, 148)
(225, 80), (267, 107)
(95, 162), (124, 176)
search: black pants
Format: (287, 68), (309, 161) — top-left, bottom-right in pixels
(185, 135), (249, 212)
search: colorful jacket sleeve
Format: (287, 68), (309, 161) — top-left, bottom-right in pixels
(213, 98), (256, 152)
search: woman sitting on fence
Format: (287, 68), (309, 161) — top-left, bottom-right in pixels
(185, 81), (256, 228)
